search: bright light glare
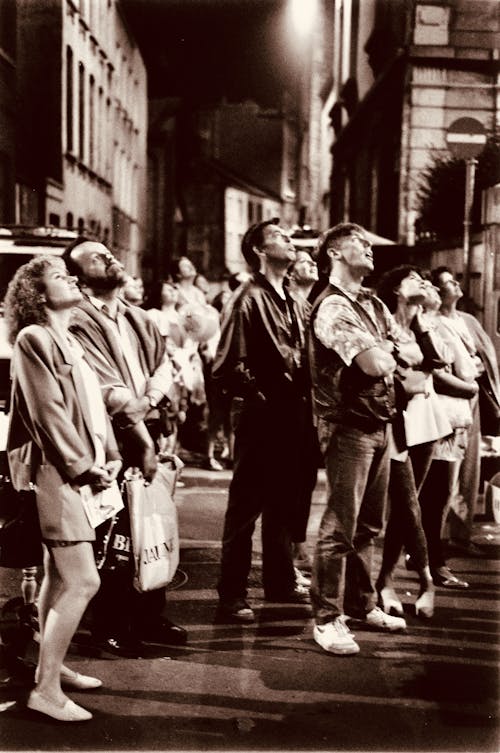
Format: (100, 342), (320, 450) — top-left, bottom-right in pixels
(290, 0), (318, 36)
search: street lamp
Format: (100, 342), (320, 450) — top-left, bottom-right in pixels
(289, 0), (318, 37)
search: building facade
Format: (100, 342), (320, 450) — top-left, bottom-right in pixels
(146, 99), (287, 279)
(15, 0), (147, 272)
(326, 0), (499, 245)
(0, 0), (16, 225)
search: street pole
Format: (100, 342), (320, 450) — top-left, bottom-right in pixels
(462, 157), (477, 299)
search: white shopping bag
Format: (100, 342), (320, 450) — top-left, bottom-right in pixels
(126, 462), (180, 592)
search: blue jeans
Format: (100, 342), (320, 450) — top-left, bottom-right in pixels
(310, 419), (391, 624)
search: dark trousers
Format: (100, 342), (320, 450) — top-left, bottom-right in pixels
(90, 419), (168, 641)
(90, 509), (167, 641)
(378, 441), (435, 579)
(409, 441), (435, 494)
(289, 425), (320, 544)
(419, 459), (453, 569)
(217, 396), (313, 601)
(379, 456), (430, 578)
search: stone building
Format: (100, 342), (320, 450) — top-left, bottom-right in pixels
(326, 0), (499, 245)
(14, 0), (147, 273)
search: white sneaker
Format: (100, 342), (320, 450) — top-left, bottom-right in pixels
(294, 567), (311, 588)
(313, 617), (360, 655)
(364, 606), (406, 632)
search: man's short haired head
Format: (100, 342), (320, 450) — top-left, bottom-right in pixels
(316, 222), (367, 275)
(241, 218), (280, 272)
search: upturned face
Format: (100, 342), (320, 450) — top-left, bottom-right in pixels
(436, 270), (463, 304)
(161, 282), (178, 306)
(122, 276), (144, 305)
(42, 260), (82, 310)
(396, 270), (426, 304)
(178, 257), (197, 280)
(421, 280), (442, 310)
(70, 241), (127, 290)
(333, 232), (373, 274)
(292, 251), (318, 284)
(260, 224), (297, 265)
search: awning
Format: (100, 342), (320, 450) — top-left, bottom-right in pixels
(0, 239), (64, 256)
(365, 231), (395, 246)
(292, 230), (395, 251)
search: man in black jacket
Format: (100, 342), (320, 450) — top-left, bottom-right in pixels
(213, 219), (314, 622)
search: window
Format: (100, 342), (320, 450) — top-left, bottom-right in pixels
(48, 213), (60, 227)
(105, 98), (111, 180)
(89, 75), (95, 169)
(77, 217), (85, 234)
(414, 4), (450, 45)
(66, 47), (74, 152)
(0, 0), (15, 58)
(98, 87), (103, 175)
(66, 212), (74, 229)
(78, 62), (85, 160)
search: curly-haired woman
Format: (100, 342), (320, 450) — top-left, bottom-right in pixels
(5, 256), (122, 722)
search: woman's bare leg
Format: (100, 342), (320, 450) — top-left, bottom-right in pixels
(35, 543), (100, 706)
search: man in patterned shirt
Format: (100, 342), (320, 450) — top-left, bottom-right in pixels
(308, 222), (407, 656)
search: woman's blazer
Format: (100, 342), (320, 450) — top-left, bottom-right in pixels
(7, 324), (121, 541)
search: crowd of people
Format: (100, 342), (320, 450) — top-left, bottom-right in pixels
(1, 220), (499, 720)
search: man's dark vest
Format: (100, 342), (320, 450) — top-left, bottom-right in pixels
(308, 283), (396, 431)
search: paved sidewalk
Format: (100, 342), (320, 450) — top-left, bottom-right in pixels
(0, 465), (498, 752)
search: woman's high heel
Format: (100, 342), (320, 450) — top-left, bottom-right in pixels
(415, 589), (435, 619)
(378, 587), (404, 616)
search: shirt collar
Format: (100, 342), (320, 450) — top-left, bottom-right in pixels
(88, 295), (125, 320)
(328, 274), (364, 301)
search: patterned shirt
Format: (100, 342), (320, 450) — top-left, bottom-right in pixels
(313, 275), (395, 365)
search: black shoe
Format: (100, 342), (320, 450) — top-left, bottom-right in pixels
(93, 636), (145, 658)
(18, 604), (40, 635)
(447, 539), (487, 558)
(217, 599), (255, 623)
(431, 566), (469, 589)
(140, 619), (188, 646)
(264, 585), (310, 604)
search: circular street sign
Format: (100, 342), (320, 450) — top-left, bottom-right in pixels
(446, 117), (487, 159)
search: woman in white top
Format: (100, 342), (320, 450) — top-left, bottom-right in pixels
(5, 256), (121, 722)
(374, 266), (453, 618)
